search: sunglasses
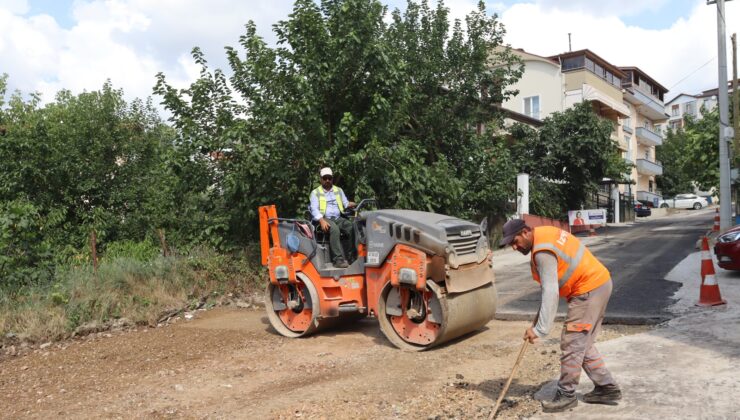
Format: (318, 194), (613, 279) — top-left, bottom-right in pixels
(322, 176), (333, 180)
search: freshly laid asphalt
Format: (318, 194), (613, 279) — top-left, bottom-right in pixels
(493, 208), (716, 324)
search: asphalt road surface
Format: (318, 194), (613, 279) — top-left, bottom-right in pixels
(494, 208), (715, 324)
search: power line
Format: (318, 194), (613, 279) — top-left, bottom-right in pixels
(667, 56), (716, 91)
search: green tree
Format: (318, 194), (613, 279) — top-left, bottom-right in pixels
(0, 76), (178, 277)
(510, 101), (629, 213)
(656, 126), (693, 197)
(154, 0), (522, 244)
(681, 108), (720, 192)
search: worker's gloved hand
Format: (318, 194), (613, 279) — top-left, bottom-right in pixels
(524, 327), (538, 344)
(319, 218), (330, 232)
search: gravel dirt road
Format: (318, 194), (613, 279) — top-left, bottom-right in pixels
(0, 307), (647, 419)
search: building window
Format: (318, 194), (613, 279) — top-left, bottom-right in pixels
(625, 136), (632, 160)
(669, 120), (681, 130)
(562, 55), (585, 71)
(524, 95), (540, 119)
(649, 180), (654, 193)
(594, 63), (604, 78)
(685, 101), (696, 116)
(623, 117), (631, 129)
(645, 150), (650, 160)
(585, 57), (594, 72)
(562, 55), (620, 88)
(671, 104), (679, 117)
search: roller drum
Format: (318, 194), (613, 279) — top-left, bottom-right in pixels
(265, 273), (365, 338)
(378, 280), (497, 351)
(433, 281), (498, 346)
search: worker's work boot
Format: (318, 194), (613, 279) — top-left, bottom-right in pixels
(541, 390), (578, 413)
(333, 257), (349, 268)
(583, 384), (622, 405)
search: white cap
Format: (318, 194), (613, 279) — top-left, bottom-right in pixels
(320, 167), (333, 177)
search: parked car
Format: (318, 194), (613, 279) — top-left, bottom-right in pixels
(634, 202), (651, 217)
(714, 225), (740, 270)
(658, 194), (708, 210)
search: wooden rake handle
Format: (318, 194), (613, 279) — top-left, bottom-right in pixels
(489, 339), (530, 419)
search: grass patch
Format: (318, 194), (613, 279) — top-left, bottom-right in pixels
(0, 246), (265, 344)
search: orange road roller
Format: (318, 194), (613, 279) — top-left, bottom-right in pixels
(258, 200), (497, 351)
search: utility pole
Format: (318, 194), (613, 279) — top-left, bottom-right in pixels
(733, 33), (738, 221)
(710, 0), (733, 229)
(733, 33), (739, 156)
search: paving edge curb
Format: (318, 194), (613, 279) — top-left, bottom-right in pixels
(494, 312), (669, 326)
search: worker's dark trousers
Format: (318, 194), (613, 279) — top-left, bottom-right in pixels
(326, 217), (353, 262)
(559, 279), (618, 394)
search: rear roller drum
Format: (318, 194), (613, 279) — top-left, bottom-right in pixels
(265, 273), (366, 338)
(378, 281), (497, 351)
(265, 273), (321, 338)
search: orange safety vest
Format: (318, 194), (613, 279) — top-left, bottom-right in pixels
(530, 226), (610, 298)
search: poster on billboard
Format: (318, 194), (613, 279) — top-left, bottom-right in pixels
(568, 209), (607, 227)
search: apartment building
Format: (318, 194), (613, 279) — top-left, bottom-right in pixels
(500, 48), (672, 220)
(500, 49), (563, 121)
(502, 49), (630, 124)
(664, 91), (717, 130)
(619, 67), (669, 206)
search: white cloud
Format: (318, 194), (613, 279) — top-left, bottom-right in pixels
(0, 0), (27, 14)
(0, 0), (293, 104)
(534, 0), (672, 17)
(0, 0), (737, 108)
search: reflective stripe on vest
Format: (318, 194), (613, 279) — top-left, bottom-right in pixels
(530, 226), (610, 297)
(531, 242), (586, 288)
(314, 186), (345, 215)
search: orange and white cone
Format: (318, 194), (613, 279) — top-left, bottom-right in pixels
(698, 236), (726, 306)
(713, 208), (720, 232)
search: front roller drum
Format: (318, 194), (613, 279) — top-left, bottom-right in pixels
(265, 273), (365, 338)
(377, 281), (497, 351)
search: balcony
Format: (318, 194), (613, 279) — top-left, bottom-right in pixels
(636, 159), (663, 176)
(635, 127), (663, 147)
(623, 84), (669, 121)
(637, 190), (662, 206)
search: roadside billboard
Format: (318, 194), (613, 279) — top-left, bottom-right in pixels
(568, 209), (607, 227)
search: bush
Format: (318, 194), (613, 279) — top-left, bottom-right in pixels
(0, 200), (55, 288)
(0, 247), (266, 343)
(103, 239), (161, 262)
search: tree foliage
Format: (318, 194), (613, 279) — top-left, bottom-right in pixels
(154, 0), (522, 244)
(510, 101), (629, 213)
(1, 0), (634, 286)
(0, 76), (178, 285)
(657, 106), (723, 195)
(655, 125), (693, 197)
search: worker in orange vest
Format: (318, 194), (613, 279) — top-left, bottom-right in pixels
(500, 219), (621, 412)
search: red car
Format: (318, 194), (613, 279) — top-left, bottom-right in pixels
(714, 225), (740, 270)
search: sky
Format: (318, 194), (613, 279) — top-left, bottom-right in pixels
(0, 0), (738, 108)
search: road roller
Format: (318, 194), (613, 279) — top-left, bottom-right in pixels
(258, 200), (497, 351)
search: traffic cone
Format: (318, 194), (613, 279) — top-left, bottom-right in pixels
(713, 209), (720, 232)
(698, 236), (726, 306)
